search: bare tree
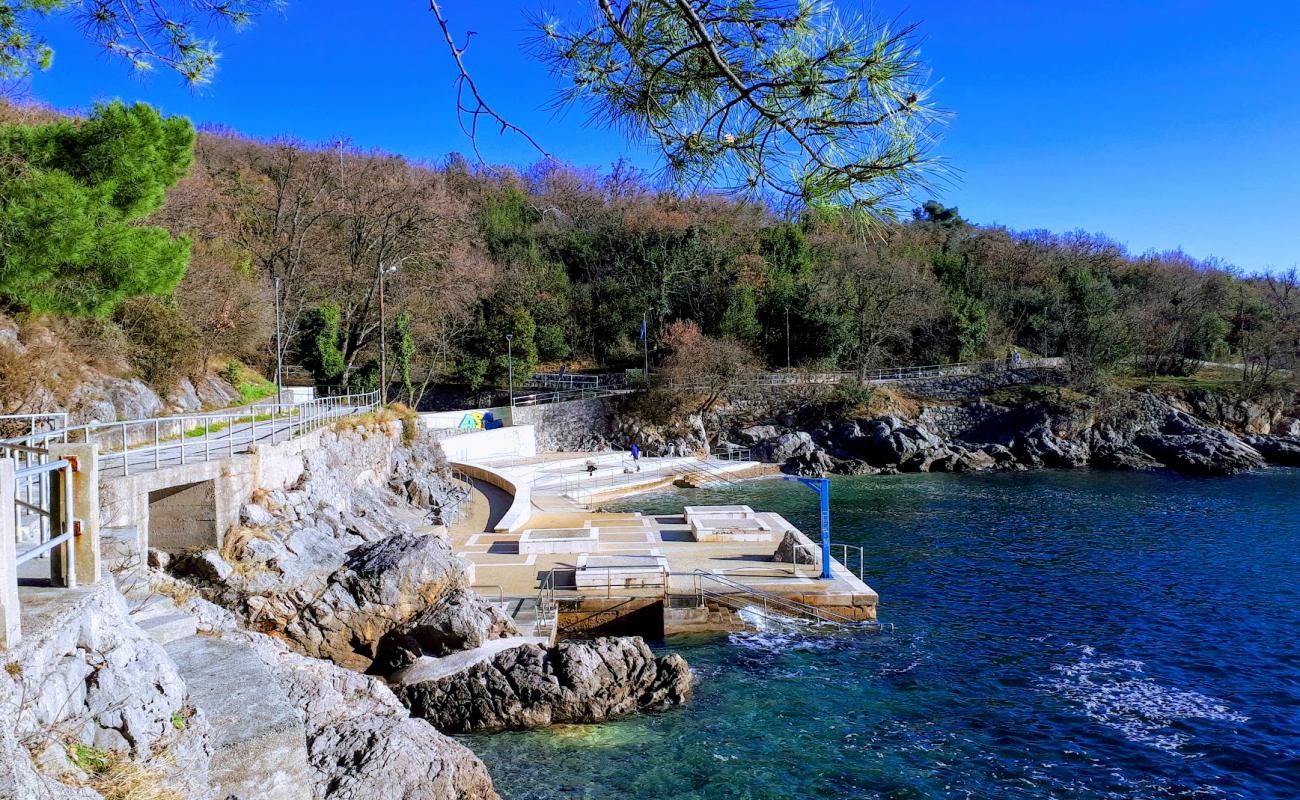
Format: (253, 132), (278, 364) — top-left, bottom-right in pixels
(657, 319), (761, 411)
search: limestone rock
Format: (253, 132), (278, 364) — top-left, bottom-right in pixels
(241, 502), (275, 527)
(0, 728), (102, 800)
(233, 630), (499, 800)
(372, 590), (518, 674)
(395, 637), (693, 733)
(1242, 434), (1300, 466)
(1, 581), (188, 761)
(755, 431), (816, 463)
(771, 530), (816, 565)
(736, 424), (779, 445)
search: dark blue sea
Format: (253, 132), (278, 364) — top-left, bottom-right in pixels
(465, 469), (1300, 799)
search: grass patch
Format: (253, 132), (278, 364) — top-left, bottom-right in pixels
(220, 525), (272, 566)
(182, 412), (277, 438)
(332, 403), (419, 440)
(1113, 365), (1256, 394)
(984, 383), (1093, 411)
(65, 743), (184, 800)
(219, 360), (278, 405)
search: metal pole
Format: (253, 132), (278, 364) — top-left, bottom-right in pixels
(817, 477), (831, 580)
(274, 276), (283, 403)
(379, 265), (388, 405)
(785, 306), (791, 369)
(642, 312), (649, 379)
(506, 334), (514, 408)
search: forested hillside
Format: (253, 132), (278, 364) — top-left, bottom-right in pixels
(1, 100), (1296, 412)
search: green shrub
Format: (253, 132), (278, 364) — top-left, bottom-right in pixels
(299, 304), (345, 384)
(114, 296), (203, 393)
(829, 377), (874, 411)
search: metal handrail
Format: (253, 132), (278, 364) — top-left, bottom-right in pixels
(470, 584), (505, 604)
(664, 357), (1062, 393)
(691, 569), (858, 626)
(791, 541), (866, 580)
(0, 390), (381, 477)
(11, 457), (78, 585)
(535, 570), (557, 639)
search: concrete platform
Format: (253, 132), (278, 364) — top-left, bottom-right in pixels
(518, 527), (599, 554)
(575, 554), (669, 590)
(448, 451), (880, 636)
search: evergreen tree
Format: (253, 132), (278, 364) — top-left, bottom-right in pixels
(0, 101), (194, 316)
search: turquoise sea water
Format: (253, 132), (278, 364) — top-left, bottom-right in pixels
(465, 469), (1300, 799)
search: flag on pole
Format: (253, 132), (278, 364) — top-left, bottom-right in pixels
(639, 314), (647, 342)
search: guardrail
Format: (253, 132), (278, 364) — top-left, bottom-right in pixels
(0, 391), (380, 477)
(792, 541), (865, 580)
(439, 468), (474, 525)
(526, 372), (625, 390)
(691, 570), (870, 627)
(510, 386), (630, 407)
(666, 357), (1061, 393)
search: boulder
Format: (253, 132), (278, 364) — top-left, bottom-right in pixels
(371, 590), (518, 674)
(780, 447), (836, 477)
(1243, 435), (1300, 466)
(1135, 432), (1264, 475)
(1013, 426), (1089, 468)
(755, 431), (816, 463)
(394, 637), (692, 734)
(736, 424), (779, 445)
(771, 530), (816, 565)
(232, 629), (500, 800)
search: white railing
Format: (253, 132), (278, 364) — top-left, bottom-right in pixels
(511, 386), (630, 407)
(666, 357), (1061, 392)
(526, 372), (625, 390)
(1, 391), (380, 477)
(12, 455), (76, 572)
(440, 468), (474, 525)
(791, 541), (866, 580)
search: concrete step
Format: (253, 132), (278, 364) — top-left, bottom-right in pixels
(137, 612), (198, 644)
(164, 635), (312, 800)
(126, 595), (175, 622)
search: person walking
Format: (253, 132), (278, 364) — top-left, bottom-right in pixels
(631, 443), (641, 472)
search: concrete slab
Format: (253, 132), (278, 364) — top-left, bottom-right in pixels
(518, 527), (599, 554)
(165, 635), (311, 800)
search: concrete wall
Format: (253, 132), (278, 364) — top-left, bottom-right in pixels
(433, 425), (537, 462)
(450, 461), (530, 533)
(99, 426), (337, 558)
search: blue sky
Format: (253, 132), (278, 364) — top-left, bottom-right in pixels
(26, 1), (1300, 272)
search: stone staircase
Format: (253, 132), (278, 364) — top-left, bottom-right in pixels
(127, 595), (198, 644)
(664, 600), (747, 634)
(164, 635), (313, 800)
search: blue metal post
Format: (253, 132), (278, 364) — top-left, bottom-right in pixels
(784, 476), (833, 580)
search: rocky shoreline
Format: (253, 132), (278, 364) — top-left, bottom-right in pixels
(2, 420), (694, 799)
(601, 375), (1300, 479)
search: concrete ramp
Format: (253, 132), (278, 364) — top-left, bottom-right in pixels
(165, 635), (312, 800)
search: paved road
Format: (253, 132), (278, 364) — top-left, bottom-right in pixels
(93, 403), (372, 478)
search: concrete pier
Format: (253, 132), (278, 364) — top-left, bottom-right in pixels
(448, 452), (879, 639)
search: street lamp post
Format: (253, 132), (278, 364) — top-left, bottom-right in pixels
(378, 263), (398, 404)
(274, 276), (283, 402)
(785, 305), (791, 370)
(506, 334), (514, 408)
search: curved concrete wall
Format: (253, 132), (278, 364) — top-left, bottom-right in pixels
(451, 461), (531, 533)
(431, 425), (537, 462)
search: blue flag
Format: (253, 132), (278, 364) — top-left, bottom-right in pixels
(639, 316), (647, 342)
